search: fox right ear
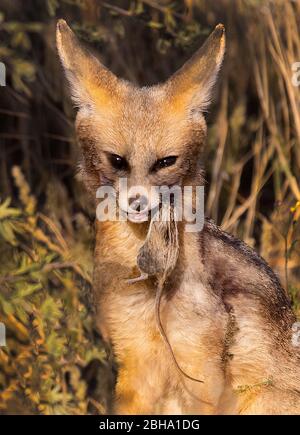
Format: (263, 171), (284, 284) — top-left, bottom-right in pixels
(56, 19), (123, 111)
(166, 24), (225, 117)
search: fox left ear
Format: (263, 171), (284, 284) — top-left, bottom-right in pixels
(56, 19), (125, 112)
(166, 24), (225, 116)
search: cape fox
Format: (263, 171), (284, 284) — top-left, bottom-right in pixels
(57, 20), (300, 414)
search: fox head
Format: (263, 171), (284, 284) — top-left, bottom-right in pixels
(56, 20), (225, 223)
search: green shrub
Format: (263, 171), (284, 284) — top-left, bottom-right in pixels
(0, 167), (104, 414)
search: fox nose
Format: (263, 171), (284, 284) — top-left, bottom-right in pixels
(128, 195), (148, 212)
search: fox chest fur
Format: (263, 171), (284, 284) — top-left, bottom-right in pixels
(93, 219), (300, 415)
(94, 220), (230, 414)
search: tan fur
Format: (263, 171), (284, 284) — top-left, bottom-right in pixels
(57, 20), (300, 415)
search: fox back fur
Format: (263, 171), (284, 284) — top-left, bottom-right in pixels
(56, 20), (300, 415)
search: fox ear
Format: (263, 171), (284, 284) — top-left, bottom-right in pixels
(56, 19), (123, 111)
(167, 24), (225, 116)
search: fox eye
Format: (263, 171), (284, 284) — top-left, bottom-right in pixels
(108, 153), (128, 171)
(152, 156), (177, 171)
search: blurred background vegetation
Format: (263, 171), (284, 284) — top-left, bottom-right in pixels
(0, 0), (299, 414)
